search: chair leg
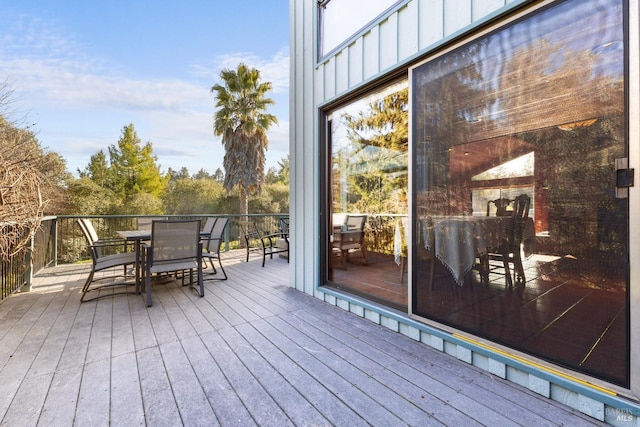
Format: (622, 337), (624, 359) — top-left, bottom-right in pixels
(198, 265), (204, 297)
(145, 266), (153, 307)
(209, 258), (218, 274)
(513, 250), (526, 284)
(477, 253), (489, 285)
(80, 270), (96, 302)
(217, 257), (227, 280)
(502, 248), (513, 288)
(428, 257), (435, 291)
(204, 256), (226, 280)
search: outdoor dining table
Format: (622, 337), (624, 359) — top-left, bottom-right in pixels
(392, 215), (534, 286)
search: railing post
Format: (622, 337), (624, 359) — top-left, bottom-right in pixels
(52, 217), (58, 267)
(22, 233), (34, 292)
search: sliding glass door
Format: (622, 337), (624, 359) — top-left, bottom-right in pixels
(410, 0), (628, 386)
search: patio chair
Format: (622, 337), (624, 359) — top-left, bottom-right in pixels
(77, 218), (137, 302)
(142, 219), (203, 307)
(332, 214), (368, 269)
(240, 221), (266, 262)
(201, 217), (228, 280)
(259, 221), (289, 267)
(240, 220), (289, 267)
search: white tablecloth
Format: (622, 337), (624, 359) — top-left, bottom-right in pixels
(422, 216), (534, 285)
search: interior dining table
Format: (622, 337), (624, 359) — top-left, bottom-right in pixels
(416, 215), (535, 286)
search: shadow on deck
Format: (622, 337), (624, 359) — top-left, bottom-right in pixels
(0, 250), (604, 426)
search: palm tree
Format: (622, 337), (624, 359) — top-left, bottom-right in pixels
(211, 63), (278, 217)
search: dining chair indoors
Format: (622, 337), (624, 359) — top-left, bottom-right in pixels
(332, 214), (368, 269)
(142, 219), (203, 307)
(201, 217), (229, 279)
(77, 218), (137, 302)
(486, 198), (512, 216)
(483, 194), (531, 287)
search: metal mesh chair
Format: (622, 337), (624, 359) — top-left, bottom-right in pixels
(484, 194), (531, 287)
(202, 217), (228, 279)
(142, 220), (203, 307)
(77, 218), (137, 302)
(332, 214), (368, 269)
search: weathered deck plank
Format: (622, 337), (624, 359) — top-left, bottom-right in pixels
(0, 252), (606, 426)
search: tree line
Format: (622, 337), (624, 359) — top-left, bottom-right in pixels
(72, 122), (289, 216)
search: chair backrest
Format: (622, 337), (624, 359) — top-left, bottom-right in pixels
(150, 220), (201, 264)
(487, 198), (512, 216)
(506, 194), (531, 247)
(78, 218), (99, 244)
(77, 218), (104, 258)
(202, 217), (218, 236)
(279, 217), (289, 235)
(345, 215), (366, 231)
(240, 221), (262, 241)
(512, 194), (530, 220)
(204, 217), (228, 253)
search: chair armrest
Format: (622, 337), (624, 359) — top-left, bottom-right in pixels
(93, 236), (127, 245)
(89, 240), (129, 250)
(260, 231), (288, 245)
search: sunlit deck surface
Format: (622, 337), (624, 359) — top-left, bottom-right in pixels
(0, 250), (605, 426)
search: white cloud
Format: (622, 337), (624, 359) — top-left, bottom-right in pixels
(0, 12), (290, 176)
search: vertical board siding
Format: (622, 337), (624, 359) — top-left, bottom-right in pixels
(335, 51), (349, 94)
(444, 0), (473, 36)
(379, 13), (399, 71)
(348, 38), (364, 87)
(419, 0), (445, 49)
(398, 2), (419, 61)
(323, 56), (336, 100)
(472, 0), (508, 20)
(363, 26), (380, 81)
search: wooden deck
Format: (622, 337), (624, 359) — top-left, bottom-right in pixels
(0, 250), (605, 426)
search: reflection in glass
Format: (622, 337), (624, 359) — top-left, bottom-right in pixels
(327, 80), (409, 309)
(318, 0), (401, 57)
(411, 0), (627, 386)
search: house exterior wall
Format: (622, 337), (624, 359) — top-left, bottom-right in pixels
(290, 0), (640, 422)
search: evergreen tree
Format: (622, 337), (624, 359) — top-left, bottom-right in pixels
(107, 123), (167, 199)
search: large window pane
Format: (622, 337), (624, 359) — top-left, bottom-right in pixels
(411, 0), (628, 386)
(326, 79), (409, 309)
(318, 0), (401, 57)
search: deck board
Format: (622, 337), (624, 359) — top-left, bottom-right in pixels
(0, 250), (606, 426)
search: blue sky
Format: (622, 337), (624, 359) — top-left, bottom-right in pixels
(0, 1), (290, 177)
